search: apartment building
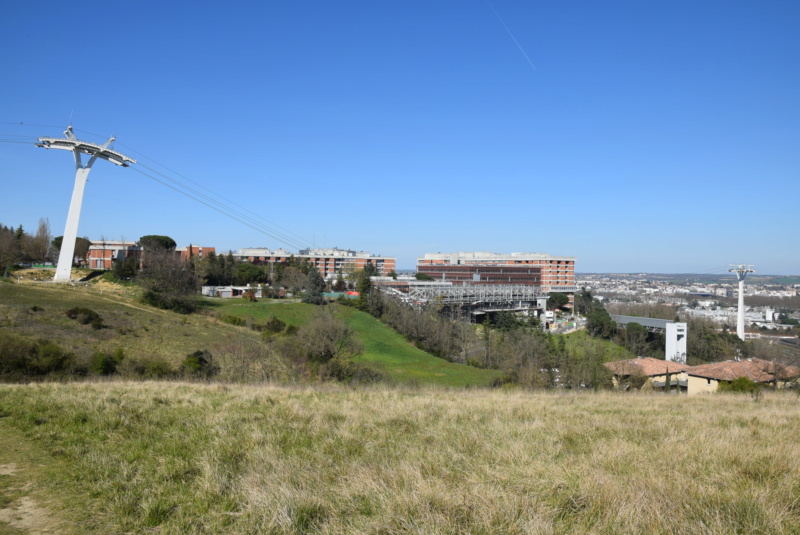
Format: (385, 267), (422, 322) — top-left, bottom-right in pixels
(234, 247), (396, 279)
(416, 251), (576, 292)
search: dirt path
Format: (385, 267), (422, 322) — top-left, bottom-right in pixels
(0, 421), (69, 535)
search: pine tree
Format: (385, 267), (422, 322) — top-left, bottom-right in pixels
(303, 267), (326, 305)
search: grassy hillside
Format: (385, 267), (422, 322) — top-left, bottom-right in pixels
(1, 382), (799, 534)
(0, 279), (256, 366)
(1, 276), (500, 387)
(209, 299), (503, 387)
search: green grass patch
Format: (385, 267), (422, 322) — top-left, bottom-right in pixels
(339, 306), (503, 386)
(207, 298), (319, 327)
(209, 299), (502, 387)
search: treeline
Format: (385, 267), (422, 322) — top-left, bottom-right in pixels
(110, 238), (375, 313)
(337, 283), (616, 389)
(0, 219), (53, 274)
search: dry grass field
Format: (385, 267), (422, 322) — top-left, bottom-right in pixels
(0, 275), (243, 366)
(1, 382), (798, 534)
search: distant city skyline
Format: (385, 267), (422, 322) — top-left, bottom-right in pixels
(1, 1), (798, 274)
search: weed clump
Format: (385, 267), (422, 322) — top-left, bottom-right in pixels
(65, 307), (104, 330)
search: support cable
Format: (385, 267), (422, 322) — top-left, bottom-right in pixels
(0, 122), (314, 251)
(129, 165), (309, 249)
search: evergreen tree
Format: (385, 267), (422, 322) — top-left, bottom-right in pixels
(355, 269), (372, 296)
(363, 261), (378, 277)
(575, 287), (594, 316)
(333, 272), (347, 292)
(138, 235), (177, 250)
(586, 304), (617, 339)
(303, 267), (326, 305)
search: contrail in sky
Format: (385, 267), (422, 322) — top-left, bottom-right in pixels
(485, 0), (537, 71)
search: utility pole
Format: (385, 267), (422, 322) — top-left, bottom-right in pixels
(728, 264), (755, 342)
(37, 126), (135, 282)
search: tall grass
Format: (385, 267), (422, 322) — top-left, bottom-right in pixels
(1, 383), (799, 534)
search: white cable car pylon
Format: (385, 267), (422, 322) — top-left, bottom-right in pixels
(36, 126), (135, 282)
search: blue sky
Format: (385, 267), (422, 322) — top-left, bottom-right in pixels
(1, 1), (798, 274)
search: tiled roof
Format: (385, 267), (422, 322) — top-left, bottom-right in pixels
(604, 357), (690, 377)
(748, 358), (800, 380)
(686, 359), (786, 383)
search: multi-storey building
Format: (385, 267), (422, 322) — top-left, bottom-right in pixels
(86, 241), (214, 269)
(234, 247), (396, 280)
(176, 244), (216, 262)
(417, 251), (576, 293)
(86, 240), (139, 270)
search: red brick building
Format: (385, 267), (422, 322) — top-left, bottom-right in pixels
(86, 240), (139, 270)
(417, 252), (575, 292)
(177, 245), (216, 262)
(86, 241), (215, 269)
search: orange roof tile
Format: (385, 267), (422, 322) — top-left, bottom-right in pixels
(745, 359), (800, 380)
(604, 357), (690, 377)
(686, 359), (776, 383)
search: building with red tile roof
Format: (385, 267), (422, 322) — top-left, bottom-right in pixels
(605, 356), (800, 395)
(686, 358), (800, 394)
(604, 357), (691, 392)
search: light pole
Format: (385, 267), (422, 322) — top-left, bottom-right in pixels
(36, 126), (135, 282)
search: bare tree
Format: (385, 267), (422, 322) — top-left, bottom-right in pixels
(280, 266), (306, 296)
(27, 218), (51, 263)
(136, 248), (199, 312)
(296, 306), (362, 363)
(213, 334), (294, 383)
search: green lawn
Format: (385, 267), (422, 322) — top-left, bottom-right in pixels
(208, 298), (502, 387)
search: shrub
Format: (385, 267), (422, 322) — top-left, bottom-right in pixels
(467, 357), (485, 369)
(34, 340), (75, 376)
(220, 314), (247, 327)
(89, 350), (123, 376)
(242, 290), (257, 302)
(141, 290), (197, 314)
(181, 350), (219, 379)
(0, 333), (77, 380)
(0, 331), (36, 380)
(65, 307), (104, 329)
(323, 357), (384, 383)
(263, 316), (286, 335)
(139, 357), (174, 379)
(718, 376), (761, 394)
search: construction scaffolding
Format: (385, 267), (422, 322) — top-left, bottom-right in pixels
(388, 283), (548, 320)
